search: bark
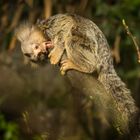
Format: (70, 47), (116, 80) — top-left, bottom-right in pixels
(61, 55), (140, 139)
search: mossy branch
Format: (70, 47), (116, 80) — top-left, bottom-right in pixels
(61, 54), (138, 138)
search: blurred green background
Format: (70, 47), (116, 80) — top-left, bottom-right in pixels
(0, 0), (140, 140)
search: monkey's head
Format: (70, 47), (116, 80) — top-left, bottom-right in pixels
(15, 22), (49, 64)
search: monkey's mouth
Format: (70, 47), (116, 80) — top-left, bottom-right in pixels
(38, 52), (48, 61)
(31, 52), (48, 65)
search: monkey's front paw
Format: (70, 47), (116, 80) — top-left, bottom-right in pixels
(60, 59), (74, 75)
(48, 51), (59, 65)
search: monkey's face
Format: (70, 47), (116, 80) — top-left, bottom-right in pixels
(15, 23), (52, 64)
(21, 39), (50, 64)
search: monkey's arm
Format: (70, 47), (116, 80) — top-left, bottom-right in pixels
(48, 33), (65, 65)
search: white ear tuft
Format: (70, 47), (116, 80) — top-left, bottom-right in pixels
(15, 22), (34, 42)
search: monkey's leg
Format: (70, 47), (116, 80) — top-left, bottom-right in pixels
(48, 46), (65, 65)
(64, 26), (98, 74)
(64, 41), (97, 74)
(60, 59), (95, 75)
(48, 33), (65, 64)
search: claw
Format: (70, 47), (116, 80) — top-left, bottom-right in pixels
(60, 70), (66, 75)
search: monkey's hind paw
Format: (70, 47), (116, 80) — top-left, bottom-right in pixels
(60, 59), (75, 75)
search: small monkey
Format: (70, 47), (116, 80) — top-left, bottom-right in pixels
(15, 14), (140, 135)
(16, 14), (112, 75)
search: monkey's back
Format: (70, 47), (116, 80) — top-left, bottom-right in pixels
(38, 13), (112, 72)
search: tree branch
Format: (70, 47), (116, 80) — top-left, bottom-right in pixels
(122, 19), (140, 63)
(61, 54), (139, 139)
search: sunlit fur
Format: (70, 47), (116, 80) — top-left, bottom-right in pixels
(15, 22), (47, 63)
(15, 22), (46, 43)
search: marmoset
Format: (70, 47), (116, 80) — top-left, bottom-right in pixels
(16, 14), (139, 135)
(16, 14), (112, 75)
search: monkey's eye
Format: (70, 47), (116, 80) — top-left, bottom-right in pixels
(31, 43), (39, 50)
(24, 53), (31, 58)
(35, 45), (39, 49)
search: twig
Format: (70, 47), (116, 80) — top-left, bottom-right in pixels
(44, 0), (52, 18)
(122, 19), (140, 63)
(25, 0), (33, 8)
(7, 4), (24, 33)
(78, 0), (88, 12)
(22, 111), (32, 134)
(8, 36), (17, 51)
(112, 35), (121, 63)
(7, 3), (24, 51)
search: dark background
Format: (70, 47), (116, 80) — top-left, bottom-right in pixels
(0, 0), (140, 139)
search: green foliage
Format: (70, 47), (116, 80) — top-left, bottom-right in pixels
(0, 113), (20, 140)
